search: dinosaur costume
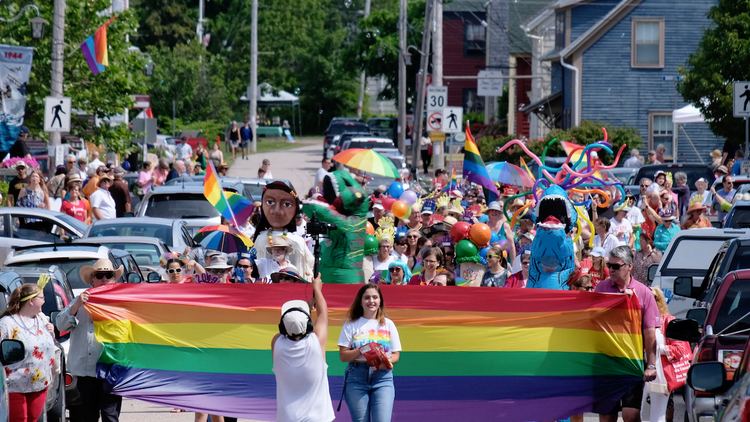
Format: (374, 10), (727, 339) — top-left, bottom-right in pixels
(528, 185), (578, 290)
(302, 171), (369, 283)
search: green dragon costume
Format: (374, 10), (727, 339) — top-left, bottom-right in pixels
(302, 171), (369, 283)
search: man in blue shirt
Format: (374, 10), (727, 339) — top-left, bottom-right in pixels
(732, 150), (745, 175)
(240, 122), (252, 160)
(712, 175), (737, 226)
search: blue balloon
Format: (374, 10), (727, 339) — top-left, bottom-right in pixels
(478, 245), (491, 259)
(478, 214), (490, 223)
(489, 231), (500, 245)
(388, 182), (404, 198)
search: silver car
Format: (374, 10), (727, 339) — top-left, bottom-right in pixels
(0, 208), (88, 266)
(135, 186), (223, 235)
(84, 217), (196, 254)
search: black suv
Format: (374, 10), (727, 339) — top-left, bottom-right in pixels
(323, 119), (369, 158)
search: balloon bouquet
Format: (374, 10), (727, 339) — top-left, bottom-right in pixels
(448, 221), (493, 286)
(495, 129), (626, 290)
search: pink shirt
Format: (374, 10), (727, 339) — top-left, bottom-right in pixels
(595, 276), (661, 329)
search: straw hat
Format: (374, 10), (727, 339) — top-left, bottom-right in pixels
(710, 149), (722, 159)
(79, 259), (124, 285)
(687, 203), (707, 215)
(271, 265), (305, 283)
(266, 236), (292, 254)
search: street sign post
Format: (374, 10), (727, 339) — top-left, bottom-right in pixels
(442, 107), (463, 133)
(44, 97), (71, 133)
(429, 132), (445, 142)
(734, 82), (750, 159)
(427, 111), (443, 132)
(132, 95), (151, 109)
(426, 86), (447, 112)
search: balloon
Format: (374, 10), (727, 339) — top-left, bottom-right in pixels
(365, 235), (379, 254)
(388, 182), (404, 198)
(455, 239), (478, 258)
(449, 222), (471, 244)
(478, 245), (491, 259)
(403, 205), (412, 219)
(392, 200), (409, 218)
(399, 190), (419, 206)
(381, 197), (396, 211)
(366, 221), (375, 235)
(489, 230), (500, 245)
(469, 223), (492, 248)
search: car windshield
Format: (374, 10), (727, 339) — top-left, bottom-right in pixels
(329, 123), (369, 135)
(88, 223), (174, 244)
(55, 214), (89, 234)
(144, 194), (220, 219)
(714, 280), (750, 334)
(728, 209), (750, 228)
(99, 243), (161, 268)
(635, 165), (713, 190)
(348, 141), (395, 150)
(10, 259), (97, 291)
(664, 238), (729, 271)
(242, 183), (264, 199)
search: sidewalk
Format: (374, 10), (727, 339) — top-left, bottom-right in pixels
(226, 142), (322, 198)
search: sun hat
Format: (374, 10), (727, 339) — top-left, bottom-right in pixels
(590, 247), (607, 258)
(614, 202), (631, 213)
(79, 259), (124, 285)
(205, 255), (232, 270)
(271, 266), (305, 283)
(520, 232), (535, 242)
(373, 203), (385, 211)
(711, 149), (722, 159)
(266, 236), (292, 254)
(421, 222), (449, 238)
(695, 178), (707, 186)
(443, 216), (458, 227)
(66, 173), (82, 185)
(280, 299), (311, 336)
(98, 173), (113, 183)
(654, 170), (666, 178)
(487, 201), (502, 212)
(659, 208), (677, 221)
(717, 165), (729, 174)
(687, 203), (707, 215)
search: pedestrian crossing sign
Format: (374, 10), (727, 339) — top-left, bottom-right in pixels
(44, 96), (71, 133)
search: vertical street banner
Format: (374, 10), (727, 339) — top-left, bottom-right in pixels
(0, 45), (34, 153)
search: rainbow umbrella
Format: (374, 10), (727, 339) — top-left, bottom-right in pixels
(486, 162), (535, 187)
(194, 225), (253, 253)
(332, 148), (400, 178)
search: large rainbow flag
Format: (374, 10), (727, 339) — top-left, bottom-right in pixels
(463, 121), (500, 201)
(80, 16), (117, 75)
(86, 284), (644, 421)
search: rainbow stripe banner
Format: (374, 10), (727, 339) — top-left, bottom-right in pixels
(86, 284), (643, 421)
(80, 16), (116, 75)
(203, 161), (237, 226)
(463, 121), (500, 201)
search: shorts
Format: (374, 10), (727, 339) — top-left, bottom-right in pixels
(608, 382), (644, 413)
(230, 140), (240, 148)
(241, 140), (250, 148)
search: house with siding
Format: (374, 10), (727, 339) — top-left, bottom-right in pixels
(522, 0), (722, 163)
(442, 0), (554, 137)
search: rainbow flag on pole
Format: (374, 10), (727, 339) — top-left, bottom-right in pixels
(80, 16), (116, 75)
(463, 121), (500, 201)
(204, 161), (238, 226)
(440, 168), (457, 194)
(86, 284), (643, 421)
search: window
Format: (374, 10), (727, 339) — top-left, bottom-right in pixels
(464, 23), (485, 58)
(650, 113), (674, 160)
(555, 12), (566, 51)
(462, 89), (485, 114)
(632, 19), (664, 68)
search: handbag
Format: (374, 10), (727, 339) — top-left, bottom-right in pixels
(660, 316), (693, 391)
(427, 144), (433, 155)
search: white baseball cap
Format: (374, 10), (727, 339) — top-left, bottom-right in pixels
(281, 300), (311, 336)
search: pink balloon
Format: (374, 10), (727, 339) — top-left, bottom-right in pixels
(381, 197), (396, 211)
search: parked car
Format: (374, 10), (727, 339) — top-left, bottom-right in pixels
(726, 201), (750, 229)
(667, 269), (750, 422)
(231, 178), (293, 200)
(75, 236), (169, 279)
(0, 267), (71, 422)
(625, 163), (715, 204)
(0, 208), (89, 266)
(602, 167), (638, 185)
(647, 228), (750, 318)
(161, 178), (252, 200)
(707, 176), (750, 227)
(4, 244), (141, 296)
(326, 131), (372, 159)
(84, 217), (196, 254)
(367, 117), (396, 143)
(688, 237), (750, 312)
(135, 186), (224, 234)
(323, 120), (370, 158)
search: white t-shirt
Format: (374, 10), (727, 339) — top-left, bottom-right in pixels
(608, 217), (633, 246)
(593, 233), (620, 257)
(89, 188), (116, 220)
(263, 170), (274, 179)
(273, 333), (335, 422)
(372, 255), (395, 271)
(338, 317), (402, 362)
(627, 207), (645, 225)
(315, 168), (330, 186)
(257, 258), (285, 281)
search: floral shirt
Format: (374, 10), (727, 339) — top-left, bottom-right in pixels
(0, 314), (56, 393)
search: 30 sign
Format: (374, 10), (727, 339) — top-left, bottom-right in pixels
(426, 86), (447, 113)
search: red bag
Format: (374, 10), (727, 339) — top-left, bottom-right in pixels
(427, 144), (433, 155)
(660, 315), (693, 391)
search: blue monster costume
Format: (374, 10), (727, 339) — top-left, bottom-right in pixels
(528, 185), (578, 290)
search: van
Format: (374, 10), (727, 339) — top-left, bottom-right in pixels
(648, 228), (750, 318)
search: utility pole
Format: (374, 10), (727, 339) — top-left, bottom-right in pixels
(398, 0), (407, 157)
(49, 0), (65, 170)
(356, 0), (372, 119)
(432, 0), (444, 170)
(197, 0), (204, 40)
(484, 0), (509, 124)
(411, 0), (434, 174)
(250, 0), (258, 153)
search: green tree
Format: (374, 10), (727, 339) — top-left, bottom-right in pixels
(678, 0), (750, 147)
(130, 0), (197, 49)
(0, 0), (147, 147)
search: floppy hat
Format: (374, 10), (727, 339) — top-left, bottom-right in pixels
(271, 266), (305, 283)
(717, 165), (729, 174)
(421, 223), (449, 238)
(66, 173), (82, 184)
(487, 201), (502, 212)
(443, 216), (458, 227)
(206, 255), (232, 270)
(80, 259), (124, 285)
(687, 203), (707, 214)
(98, 173), (113, 183)
(266, 237), (292, 254)
(280, 300), (311, 336)
(710, 149), (722, 159)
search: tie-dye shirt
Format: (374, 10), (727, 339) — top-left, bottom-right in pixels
(338, 317), (402, 363)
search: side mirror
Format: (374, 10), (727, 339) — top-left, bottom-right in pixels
(647, 264), (658, 283)
(147, 272), (162, 283)
(674, 276), (695, 298)
(665, 318), (702, 342)
(687, 362), (726, 392)
(686, 308), (708, 328)
(0, 339), (25, 366)
(127, 273), (142, 284)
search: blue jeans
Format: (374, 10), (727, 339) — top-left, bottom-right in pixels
(344, 362), (395, 422)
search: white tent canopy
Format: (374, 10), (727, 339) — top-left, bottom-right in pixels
(672, 104), (706, 124)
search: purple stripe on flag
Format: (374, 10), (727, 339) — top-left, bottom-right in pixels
(115, 393), (278, 420)
(80, 36), (101, 75)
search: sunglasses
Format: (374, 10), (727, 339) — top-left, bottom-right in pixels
(236, 264), (252, 269)
(522, 261), (530, 265)
(279, 275), (297, 281)
(578, 286), (594, 292)
(208, 269), (229, 275)
(396, 242), (408, 246)
(407, 235), (419, 239)
(606, 263), (627, 270)
(167, 268), (182, 274)
(389, 267), (402, 272)
(487, 254), (499, 258)
(94, 272), (115, 280)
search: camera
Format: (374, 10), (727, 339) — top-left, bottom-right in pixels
(307, 212), (337, 236)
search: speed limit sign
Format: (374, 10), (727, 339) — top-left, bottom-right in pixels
(427, 86), (447, 113)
